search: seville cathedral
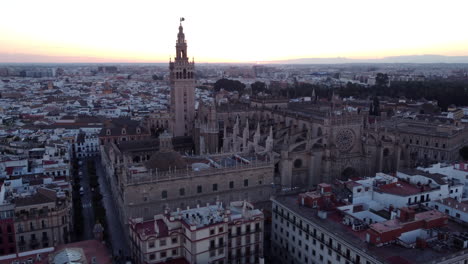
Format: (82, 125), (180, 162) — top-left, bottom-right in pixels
(100, 21), (467, 224)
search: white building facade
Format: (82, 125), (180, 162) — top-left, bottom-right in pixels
(129, 201), (264, 264)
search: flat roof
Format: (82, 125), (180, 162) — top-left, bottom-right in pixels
(376, 181), (428, 196)
(273, 195), (468, 264)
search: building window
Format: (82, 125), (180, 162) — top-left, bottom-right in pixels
(172, 237), (178, 244)
(197, 185), (202, 193)
(179, 188), (185, 196)
(213, 183), (218, 191)
(149, 254), (155, 260)
(244, 179), (249, 187)
(229, 181), (234, 189)
(160, 251), (167, 258)
(162, 190), (168, 199)
(172, 248), (178, 255)
(149, 240), (155, 248)
(160, 239), (166, 246)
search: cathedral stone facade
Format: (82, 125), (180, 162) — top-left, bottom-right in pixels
(197, 97), (467, 190)
(100, 22), (274, 227)
(100, 20), (468, 229)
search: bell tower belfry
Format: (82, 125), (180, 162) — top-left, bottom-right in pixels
(170, 18), (195, 137)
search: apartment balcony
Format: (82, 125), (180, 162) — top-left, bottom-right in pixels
(229, 229), (262, 238)
(209, 242), (226, 250)
(229, 232), (242, 238)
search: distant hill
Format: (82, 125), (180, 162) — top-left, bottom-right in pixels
(267, 55), (468, 64)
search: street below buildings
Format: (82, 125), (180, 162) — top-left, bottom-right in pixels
(95, 157), (131, 261)
(78, 159), (95, 240)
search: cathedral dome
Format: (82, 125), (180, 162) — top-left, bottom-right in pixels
(145, 151), (187, 172)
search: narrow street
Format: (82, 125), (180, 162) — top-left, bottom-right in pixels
(95, 157), (131, 260)
(79, 159), (95, 240)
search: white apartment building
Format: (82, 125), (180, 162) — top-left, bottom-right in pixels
(129, 201), (264, 264)
(74, 131), (100, 158)
(345, 170), (463, 210)
(272, 195), (382, 264)
(419, 162), (468, 198)
(429, 198), (468, 223)
(272, 193), (468, 264)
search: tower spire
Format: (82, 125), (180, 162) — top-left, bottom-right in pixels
(170, 19), (195, 137)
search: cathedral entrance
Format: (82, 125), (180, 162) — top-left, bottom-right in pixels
(341, 167), (359, 181)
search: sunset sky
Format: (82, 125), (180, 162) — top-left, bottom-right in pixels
(1, 0), (467, 63)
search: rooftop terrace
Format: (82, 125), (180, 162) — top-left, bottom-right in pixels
(274, 194), (468, 264)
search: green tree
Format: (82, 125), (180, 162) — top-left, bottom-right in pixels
(251, 81), (267, 95)
(213, 78), (246, 93)
(375, 73), (389, 87)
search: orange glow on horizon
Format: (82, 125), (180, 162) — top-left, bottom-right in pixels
(1, 0), (468, 63)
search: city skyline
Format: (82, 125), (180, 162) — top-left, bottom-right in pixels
(1, 0), (468, 63)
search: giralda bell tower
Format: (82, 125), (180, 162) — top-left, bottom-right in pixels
(169, 18), (195, 137)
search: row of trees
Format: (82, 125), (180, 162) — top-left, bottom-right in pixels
(214, 78), (331, 97)
(213, 78), (246, 92)
(338, 79), (468, 110)
(213, 77), (468, 111)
